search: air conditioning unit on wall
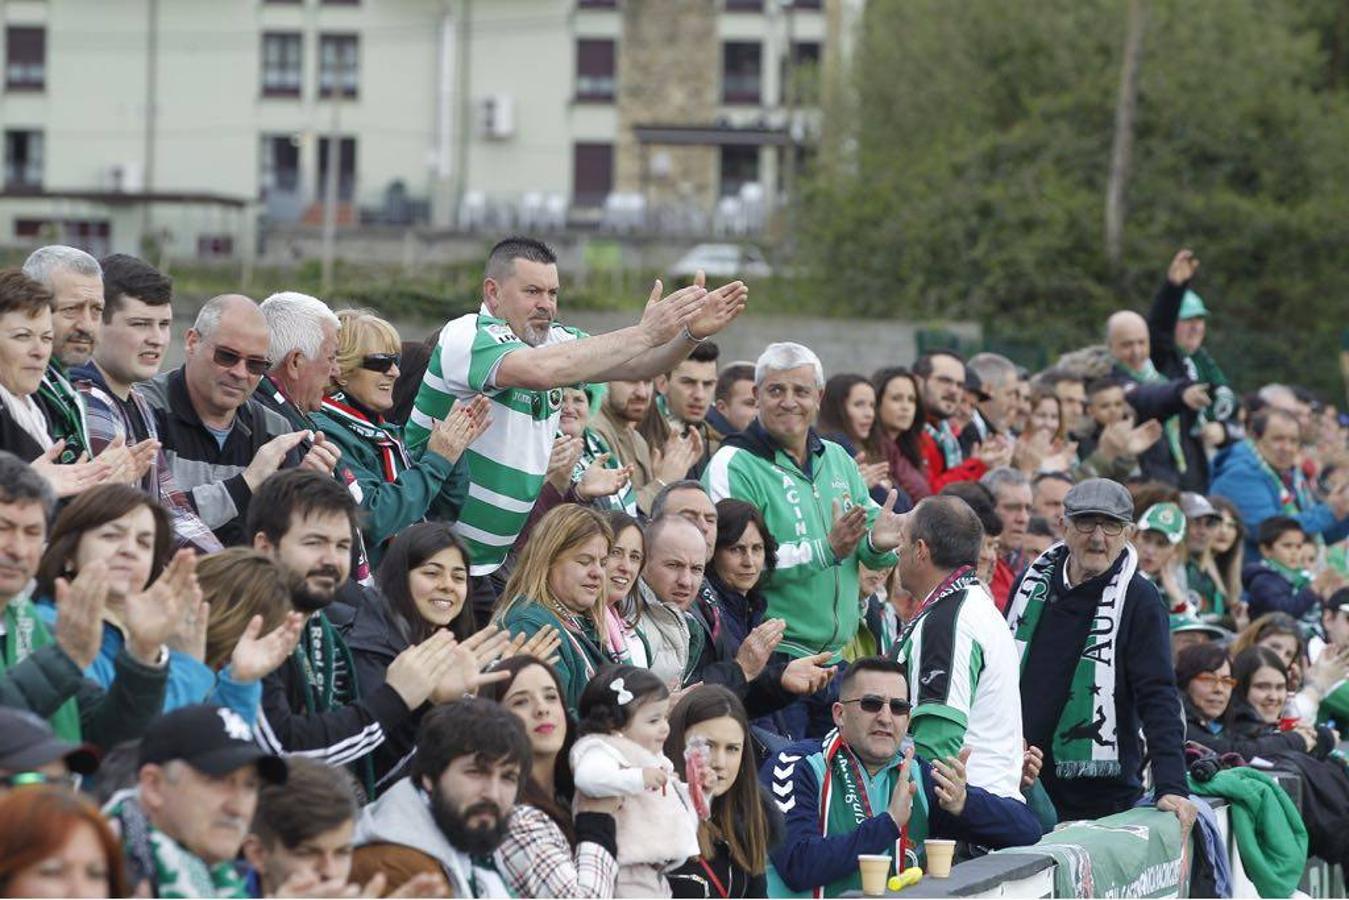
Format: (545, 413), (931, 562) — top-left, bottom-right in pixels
(479, 95), (515, 140)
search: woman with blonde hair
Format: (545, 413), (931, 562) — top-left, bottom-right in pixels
(312, 308), (490, 566)
(495, 505), (620, 714)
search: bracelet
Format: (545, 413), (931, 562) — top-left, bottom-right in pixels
(682, 325), (706, 344)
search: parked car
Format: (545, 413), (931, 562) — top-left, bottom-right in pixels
(669, 244), (773, 281)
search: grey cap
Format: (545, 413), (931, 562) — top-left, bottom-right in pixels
(1063, 478), (1134, 524)
(1180, 492), (1218, 520)
(0, 708), (100, 776)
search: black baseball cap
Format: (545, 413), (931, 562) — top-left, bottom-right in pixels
(1325, 587), (1349, 617)
(0, 708), (100, 776)
(139, 705), (287, 785)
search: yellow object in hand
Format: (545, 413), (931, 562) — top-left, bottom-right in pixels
(886, 867), (923, 892)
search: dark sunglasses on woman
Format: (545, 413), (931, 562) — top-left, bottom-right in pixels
(359, 353), (401, 374)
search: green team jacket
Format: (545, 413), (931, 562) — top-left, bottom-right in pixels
(495, 600), (610, 716)
(704, 421), (897, 661)
(311, 401), (467, 569)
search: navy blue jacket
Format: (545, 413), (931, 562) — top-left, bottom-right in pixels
(1241, 561), (1320, 621)
(1014, 551), (1189, 821)
(761, 737), (1042, 895)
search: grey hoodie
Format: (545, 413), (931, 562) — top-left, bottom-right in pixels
(353, 777), (511, 898)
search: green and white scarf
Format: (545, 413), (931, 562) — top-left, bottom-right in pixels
(2, 595), (81, 741)
(36, 362), (90, 463)
(1008, 542), (1135, 779)
(105, 790), (249, 899)
(1185, 348), (1237, 428)
(924, 419), (962, 469)
(1121, 359), (1185, 474)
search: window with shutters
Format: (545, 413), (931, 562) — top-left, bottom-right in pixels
(576, 39), (616, 102)
(573, 143), (613, 208)
(6, 27), (45, 91)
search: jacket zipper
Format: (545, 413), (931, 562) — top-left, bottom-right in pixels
(781, 449), (843, 654)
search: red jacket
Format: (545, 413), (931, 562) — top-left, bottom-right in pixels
(920, 430), (989, 493)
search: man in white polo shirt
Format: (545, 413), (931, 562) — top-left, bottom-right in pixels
(406, 236), (747, 618)
(891, 495), (1025, 800)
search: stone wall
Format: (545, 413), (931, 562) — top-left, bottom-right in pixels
(614, 0), (718, 212)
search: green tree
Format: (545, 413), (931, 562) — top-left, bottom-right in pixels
(800, 0), (1349, 395)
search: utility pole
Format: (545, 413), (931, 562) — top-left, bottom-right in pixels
(320, 80), (342, 294)
(142, 0), (159, 255)
(1105, 0), (1146, 270)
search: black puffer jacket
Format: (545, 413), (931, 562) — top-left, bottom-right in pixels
(1185, 695), (1329, 761)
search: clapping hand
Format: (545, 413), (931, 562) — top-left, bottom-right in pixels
(507, 624), (563, 665)
(576, 453), (634, 501)
(54, 561), (111, 670)
(685, 270), (749, 341)
(428, 396), (492, 464)
(932, 748), (972, 815)
(229, 612), (305, 683)
(735, 619), (786, 681)
(123, 550), (201, 666)
(781, 651), (837, 695)
(429, 625), (514, 704)
(638, 280), (708, 348)
(545, 435), (584, 492)
(31, 441), (111, 497)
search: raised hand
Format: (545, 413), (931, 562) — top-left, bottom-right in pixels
(385, 630), (458, 710)
(867, 490), (905, 553)
(654, 430), (700, 483)
(828, 500), (869, 561)
(886, 745), (918, 827)
(577, 454), (634, 501)
(31, 442), (111, 497)
(165, 594), (209, 662)
(54, 562), (111, 670)
(638, 279), (708, 348)
(1167, 249), (1199, 286)
(781, 651), (837, 695)
(299, 431), (341, 475)
(685, 273), (749, 340)
(427, 395), (492, 464)
(122, 438), (161, 483)
(1181, 383), (1212, 411)
(123, 549), (200, 666)
(508, 624), (563, 664)
(735, 618), (786, 681)
(975, 434), (1014, 470)
(430, 627), (514, 704)
(545, 435), (584, 492)
(230, 612), (305, 683)
(243, 430), (312, 491)
(855, 453), (890, 489)
(932, 748), (971, 815)
(1021, 743), (1044, 789)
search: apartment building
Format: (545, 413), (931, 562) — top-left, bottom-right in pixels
(0, 0), (838, 260)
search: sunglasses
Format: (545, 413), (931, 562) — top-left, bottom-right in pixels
(1191, 672), (1237, 689)
(359, 353), (401, 374)
(841, 695), (912, 716)
(211, 344), (271, 376)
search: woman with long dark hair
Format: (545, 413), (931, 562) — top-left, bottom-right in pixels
(481, 656), (620, 898)
(707, 500), (777, 654)
(665, 685), (780, 898)
(817, 374), (893, 504)
(871, 367), (930, 505)
(1177, 642), (1310, 759)
(344, 522), (522, 790)
(1209, 496), (1248, 629)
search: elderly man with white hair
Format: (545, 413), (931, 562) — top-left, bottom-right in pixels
(705, 341), (903, 739)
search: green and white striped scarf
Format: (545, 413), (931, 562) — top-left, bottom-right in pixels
(1008, 542), (1136, 779)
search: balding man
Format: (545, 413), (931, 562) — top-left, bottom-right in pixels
(138, 294), (335, 546)
(1106, 309), (1210, 490)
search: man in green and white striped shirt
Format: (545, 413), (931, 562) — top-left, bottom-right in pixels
(406, 237), (748, 600)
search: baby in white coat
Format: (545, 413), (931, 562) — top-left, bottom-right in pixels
(570, 665), (704, 897)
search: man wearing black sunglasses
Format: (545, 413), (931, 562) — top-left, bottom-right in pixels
(762, 657), (1042, 896)
(139, 294), (340, 546)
